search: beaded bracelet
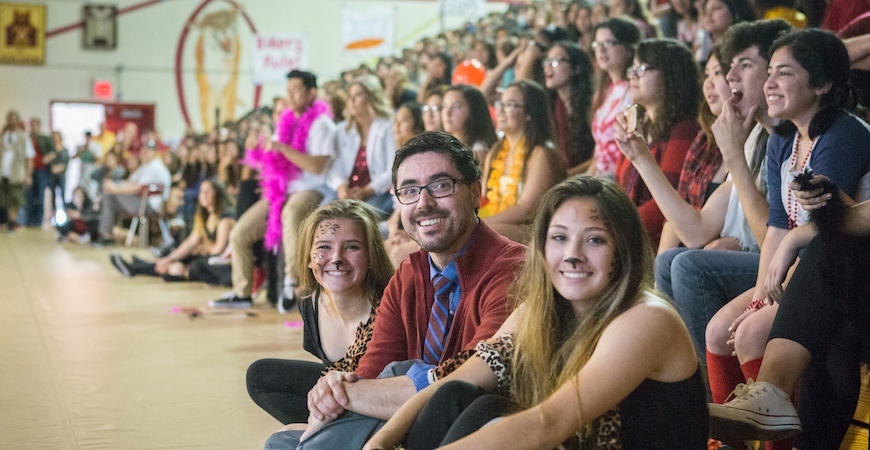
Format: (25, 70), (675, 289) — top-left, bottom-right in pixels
(745, 298), (766, 312)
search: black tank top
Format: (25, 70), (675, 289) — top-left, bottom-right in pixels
(618, 368), (709, 449)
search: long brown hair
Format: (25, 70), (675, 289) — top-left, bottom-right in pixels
(487, 80), (559, 183)
(635, 39), (700, 142)
(191, 178), (231, 241)
(511, 176), (655, 415)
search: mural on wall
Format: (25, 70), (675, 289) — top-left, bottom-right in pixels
(176, 0), (260, 132)
(0, 2), (45, 65)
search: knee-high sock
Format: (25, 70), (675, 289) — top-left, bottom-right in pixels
(740, 357), (762, 383)
(707, 350), (744, 404)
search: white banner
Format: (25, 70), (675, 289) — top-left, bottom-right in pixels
(441, 0), (486, 18)
(342, 5), (395, 58)
(251, 34), (308, 85)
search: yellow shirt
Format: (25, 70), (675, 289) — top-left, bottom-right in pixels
(93, 130), (116, 154)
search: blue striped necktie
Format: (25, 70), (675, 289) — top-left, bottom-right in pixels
(423, 273), (453, 364)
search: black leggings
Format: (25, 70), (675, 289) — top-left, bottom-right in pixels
(187, 258), (231, 285)
(769, 235), (870, 448)
(405, 381), (513, 450)
(245, 358), (325, 425)
(128, 255), (208, 282)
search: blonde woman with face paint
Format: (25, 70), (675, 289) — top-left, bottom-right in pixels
(246, 200), (393, 429)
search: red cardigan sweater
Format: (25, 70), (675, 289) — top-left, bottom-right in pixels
(355, 221), (526, 379)
(615, 117), (699, 246)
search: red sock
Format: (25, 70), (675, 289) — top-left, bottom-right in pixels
(707, 350), (744, 404)
(740, 358), (763, 383)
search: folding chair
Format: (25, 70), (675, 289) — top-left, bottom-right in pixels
(125, 184), (172, 247)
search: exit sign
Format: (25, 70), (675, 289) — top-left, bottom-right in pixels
(94, 81), (113, 99)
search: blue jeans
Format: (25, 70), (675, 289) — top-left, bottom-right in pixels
(22, 168), (49, 226)
(362, 192), (394, 219)
(655, 248), (759, 360)
(263, 360), (419, 450)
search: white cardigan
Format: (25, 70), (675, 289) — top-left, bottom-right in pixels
(331, 116), (396, 194)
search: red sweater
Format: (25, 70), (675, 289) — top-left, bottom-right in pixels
(615, 117), (699, 246)
(355, 221), (526, 379)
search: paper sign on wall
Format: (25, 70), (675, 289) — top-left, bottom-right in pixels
(342, 5), (394, 58)
(441, 0), (486, 18)
(251, 33), (308, 85)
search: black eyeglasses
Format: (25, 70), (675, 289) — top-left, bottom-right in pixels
(591, 39), (619, 51)
(626, 64), (655, 79)
(541, 57), (569, 68)
(395, 178), (469, 204)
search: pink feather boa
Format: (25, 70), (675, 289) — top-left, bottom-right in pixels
(242, 99), (332, 250)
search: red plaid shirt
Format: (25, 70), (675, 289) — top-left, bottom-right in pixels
(677, 131), (722, 210)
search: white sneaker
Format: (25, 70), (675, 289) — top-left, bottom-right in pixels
(207, 254), (231, 266)
(277, 278), (298, 314)
(709, 380), (802, 442)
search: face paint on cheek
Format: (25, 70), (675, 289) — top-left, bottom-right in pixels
(309, 249), (327, 269)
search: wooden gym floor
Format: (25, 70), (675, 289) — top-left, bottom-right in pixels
(0, 228), (315, 449)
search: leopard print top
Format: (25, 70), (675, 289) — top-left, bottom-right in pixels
(476, 334), (623, 449)
(323, 312), (376, 375)
(322, 314), (480, 379)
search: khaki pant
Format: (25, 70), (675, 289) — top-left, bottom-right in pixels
(230, 190), (323, 298)
(230, 198), (268, 297)
(281, 189), (323, 282)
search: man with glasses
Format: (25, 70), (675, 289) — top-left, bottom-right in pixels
(263, 132), (525, 449)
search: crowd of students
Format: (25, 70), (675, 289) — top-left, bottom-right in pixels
(4, 0), (870, 448)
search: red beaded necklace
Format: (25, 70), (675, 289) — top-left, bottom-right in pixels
(787, 131), (816, 229)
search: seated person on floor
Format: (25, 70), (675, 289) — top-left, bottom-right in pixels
(262, 131), (526, 450)
(56, 186), (99, 244)
(109, 178), (234, 284)
(246, 200), (393, 425)
(365, 176), (708, 450)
